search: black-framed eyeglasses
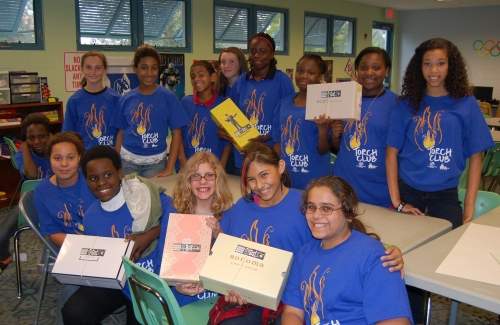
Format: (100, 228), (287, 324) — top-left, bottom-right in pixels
(189, 172), (216, 182)
(303, 203), (342, 217)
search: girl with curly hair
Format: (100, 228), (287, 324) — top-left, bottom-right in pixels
(157, 152), (233, 305)
(386, 38), (493, 227)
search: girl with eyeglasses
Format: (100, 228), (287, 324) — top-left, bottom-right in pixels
(156, 152), (233, 306)
(281, 176), (412, 325)
(208, 143), (404, 324)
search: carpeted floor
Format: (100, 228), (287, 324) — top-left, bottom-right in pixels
(0, 206), (499, 325)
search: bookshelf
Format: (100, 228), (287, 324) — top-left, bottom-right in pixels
(0, 101), (63, 208)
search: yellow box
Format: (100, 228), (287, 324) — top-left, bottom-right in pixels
(199, 233), (293, 310)
(306, 81), (362, 120)
(210, 98), (260, 151)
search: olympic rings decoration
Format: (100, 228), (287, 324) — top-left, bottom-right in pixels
(472, 40), (499, 57)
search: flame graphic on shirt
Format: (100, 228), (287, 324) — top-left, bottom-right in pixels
(413, 106), (442, 151)
(301, 265), (330, 325)
(188, 113), (206, 149)
(84, 104), (106, 139)
(344, 112), (370, 151)
(245, 89), (265, 127)
(110, 224), (131, 238)
(57, 203), (73, 227)
(281, 116), (300, 156)
(131, 103), (151, 136)
(241, 219), (273, 246)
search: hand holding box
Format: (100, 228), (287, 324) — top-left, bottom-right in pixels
(210, 98), (261, 151)
(199, 233), (293, 310)
(306, 81), (362, 120)
(159, 213), (212, 285)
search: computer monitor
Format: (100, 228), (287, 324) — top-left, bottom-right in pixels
(472, 86), (493, 102)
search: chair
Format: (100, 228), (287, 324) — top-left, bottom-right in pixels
(122, 257), (216, 325)
(13, 179), (42, 299)
(18, 187), (59, 324)
(449, 189), (500, 324)
(3, 136), (22, 207)
(458, 189), (500, 219)
(482, 143), (500, 191)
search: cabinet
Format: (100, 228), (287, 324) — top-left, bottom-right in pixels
(0, 101), (63, 208)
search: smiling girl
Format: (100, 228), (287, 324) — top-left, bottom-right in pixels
(64, 51), (119, 149)
(218, 47), (248, 97)
(386, 38), (493, 227)
(179, 61), (231, 167)
(281, 176), (412, 325)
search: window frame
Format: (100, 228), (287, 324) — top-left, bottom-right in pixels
(213, 0), (289, 55)
(0, 0), (45, 50)
(75, 0), (191, 52)
(372, 21), (394, 87)
(304, 12), (356, 57)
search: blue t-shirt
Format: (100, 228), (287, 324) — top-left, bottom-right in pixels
(155, 207), (219, 306)
(83, 193), (173, 274)
(35, 171), (96, 236)
(283, 230), (412, 325)
(220, 188), (312, 255)
(230, 70), (295, 167)
(181, 95), (228, 160)
(113, 86), (189, 156)
(15, 150), (52, 179)
(63, 87), (119, 149)
(387, 95), (494, 191)
(272, 95), (332, 190)
(334, 90), (397, 207)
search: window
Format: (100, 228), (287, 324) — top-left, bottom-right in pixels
(372, 21), (393, 87)
(0, 0), (44, 50)
(214, 1), (288, 53)
(76, 0), (191, 51)
(304, 13), (356, 56)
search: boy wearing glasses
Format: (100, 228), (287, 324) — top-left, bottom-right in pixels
(15, 113), (52, 179)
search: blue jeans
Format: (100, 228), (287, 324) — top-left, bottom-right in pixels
(399, 180), (463, 229)
(121, 159), (166, 178)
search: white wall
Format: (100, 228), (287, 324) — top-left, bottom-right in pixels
(398, 6), (500, 99)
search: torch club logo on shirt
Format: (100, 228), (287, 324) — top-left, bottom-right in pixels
(245, 89), (270, 135)
(301, 265), (334, 325)
(130, 103), (159, 148)
(241, 219), (273, 246)
(344, 113), (378, 169)
(189, 113), (210, 152)
(413, 106), (451, 170)
(84, 104), (113, 145)
(281, 116), (309, 173)
(56, 201), (85, 233)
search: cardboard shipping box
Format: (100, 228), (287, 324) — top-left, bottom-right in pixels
(159, 213), (212, 285)
(199, 233), (293, 310)
(210, 98), (260, 151)
(305, 81), (362, 120)
(51, 234), (134, 289)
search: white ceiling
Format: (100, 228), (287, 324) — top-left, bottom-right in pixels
(346, 0), (500, 10)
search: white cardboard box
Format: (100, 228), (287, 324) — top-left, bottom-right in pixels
(199, 233), (293, 310)
(51, 234), (134, 289)
(305, 81), (362, 120)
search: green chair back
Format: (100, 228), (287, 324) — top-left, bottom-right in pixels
(3, 136), (19, 170)
(122, 257), (186, 325)
(482, 143), (500, 177)
(458, 189), (500, 219)
(18, 179), (42, 227)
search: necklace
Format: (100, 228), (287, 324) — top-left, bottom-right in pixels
(363, 87), (385, 113)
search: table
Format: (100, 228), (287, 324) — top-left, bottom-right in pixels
(153, 175), (452, 254)
(404, 207), (500, 319)
(486, 117), (500, 130)
(358, 203), (452, 254)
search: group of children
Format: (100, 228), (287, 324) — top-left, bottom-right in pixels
(2, 32), (494, 325)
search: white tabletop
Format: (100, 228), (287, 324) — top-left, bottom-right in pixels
(153, 174), (452, 255)
(357, 203), (452, 254)
(486, 117), (500, 129)
(404, 206), (500, 314)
